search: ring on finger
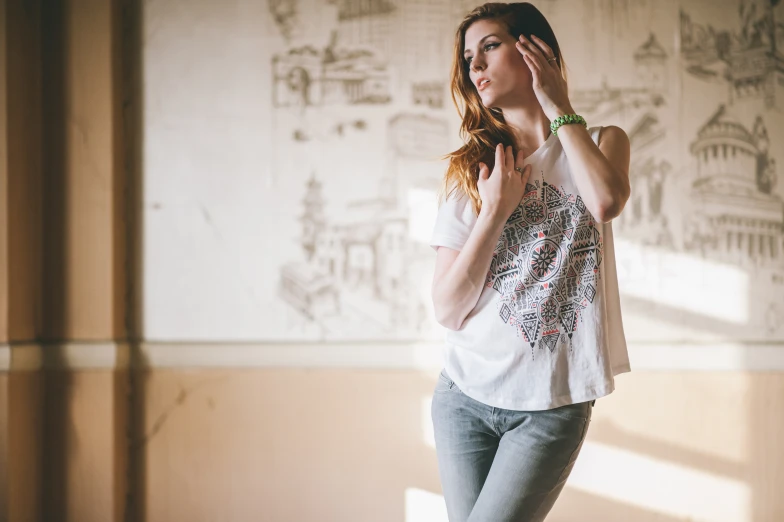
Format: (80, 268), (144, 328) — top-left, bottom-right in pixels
(515, 166), (525, 174)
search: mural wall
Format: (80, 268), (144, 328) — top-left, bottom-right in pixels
(142, 0), (784, 344)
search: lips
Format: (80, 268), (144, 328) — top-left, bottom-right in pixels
(477, 78), (491, 91)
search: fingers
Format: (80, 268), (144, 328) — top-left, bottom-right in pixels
(515, 149), (525, 168)
(478, 162), (489, 181)
(518, 48), (542, 74)
(505, 145), (514, 174)
(489, 144), (525, 180)
(516, 37), (541, 64)
(521, 164), (532, 181)
(494, 143), (504, 175)
(514, 150), (532, 180)
(519, 34), (547, 61)
(515, 39), (538, 69)
(529, 34), (558, 67)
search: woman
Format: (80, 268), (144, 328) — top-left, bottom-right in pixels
(429, 3), (632, 521)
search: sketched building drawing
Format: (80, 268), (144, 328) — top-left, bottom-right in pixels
(571, 32), (672, 246)
(264, 0), (784, 341)
(279, 174), (340, 320)
(335, 0), (396, 61)
(268, 0), (299, 42)
(411, 81), (445, 109)
(624, 112), (672, 246)
(383, 112), (450, 208)
(388, 113), (449, 161)
(279, 263), (341, 321)
(681, 3), (784, 108)
(634, 32), (669, 94)
(397, 0), (453, 85)
(684, 105), (783, 267)
(272, 40), (392, 108)
(726, 31), (784, 109)
(278, 172), (426, 335)
(271, 45), (321, 108)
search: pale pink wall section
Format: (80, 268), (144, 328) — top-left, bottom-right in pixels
(134, 368), (784, 522)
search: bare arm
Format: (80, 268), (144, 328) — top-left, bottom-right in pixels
(514, 34), (631, 224)
(556, 124), (631, 223)
(432, 144), (531, 330)
(431, 208), (508, 330)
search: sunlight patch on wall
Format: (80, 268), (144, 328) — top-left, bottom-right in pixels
(567, 440), (751, 522)
(405, 487), (448, 522)
(616, 238), (750, 324)
(408, 187), (439, 245)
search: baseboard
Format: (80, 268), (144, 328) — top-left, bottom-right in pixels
(0, 342), (129, 371)
(1, 341), (783, 371)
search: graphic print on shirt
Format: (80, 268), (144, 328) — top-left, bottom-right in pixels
(484, 173), (603, 358)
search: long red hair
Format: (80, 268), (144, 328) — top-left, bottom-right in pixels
(441, 2), (568, 215)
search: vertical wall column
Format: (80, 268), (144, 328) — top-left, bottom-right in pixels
(0, 0), (135, 521)
(40, 0), (129, 520)
(0, 0), (45, 520)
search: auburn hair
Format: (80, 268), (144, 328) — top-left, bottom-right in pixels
(440, 2), (568, 215)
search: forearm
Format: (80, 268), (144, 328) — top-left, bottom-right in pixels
(550, 111), (630, 222)
(432, 208), (507, 330)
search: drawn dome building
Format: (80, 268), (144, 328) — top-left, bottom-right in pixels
(686, 105), (784, 267)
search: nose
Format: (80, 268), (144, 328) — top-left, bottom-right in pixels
(470, 54), (486, 73)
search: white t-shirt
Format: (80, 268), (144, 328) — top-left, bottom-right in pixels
(430, 126), (631, 411)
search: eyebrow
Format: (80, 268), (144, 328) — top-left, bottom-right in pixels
(463, 34), (499, 57)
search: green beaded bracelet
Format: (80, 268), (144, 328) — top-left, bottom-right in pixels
(550, 114), (587, 136)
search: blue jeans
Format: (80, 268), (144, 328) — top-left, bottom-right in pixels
(431, 368), (593, 522)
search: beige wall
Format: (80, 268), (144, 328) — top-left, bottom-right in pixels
(1, 372), (43, 522)
(129, 367), (784, 522)
(3, 362), (783, 521)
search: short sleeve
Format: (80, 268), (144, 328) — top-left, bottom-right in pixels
(589, 125), (602, 146)
(429, 189), (477, 252)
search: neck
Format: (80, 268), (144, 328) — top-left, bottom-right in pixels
(498, 104), (552, 156)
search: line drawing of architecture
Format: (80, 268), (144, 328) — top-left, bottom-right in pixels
(277, 172), (432, 339)
(683, 104), (782, 267)
(571, 31), (672, 248)
(676, 1), (784, 337)
(272, 31), (392, 110)
(334, 0), (397, 62)
(274, 112), (449, 338)
(264, 0), (784, 340)
(681, 0), (784, 108)
(268, 0), (299, 42)
(411, 81), (445, 109)
(681, 103), (784, 337)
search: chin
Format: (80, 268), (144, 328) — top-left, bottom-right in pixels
(479, 94), (498, 108)
(479, 90), (511, 110)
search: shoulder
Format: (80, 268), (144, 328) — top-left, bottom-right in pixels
(596, 125), (630, 149)
(440, 183), (470, 207)
(437, 185), (477, 223)
(594, 125), (631, 177)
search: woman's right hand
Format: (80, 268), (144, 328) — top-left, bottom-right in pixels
(477, 144), (531, 220)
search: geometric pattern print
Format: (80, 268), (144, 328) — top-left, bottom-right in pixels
(484, 173), (603, 359)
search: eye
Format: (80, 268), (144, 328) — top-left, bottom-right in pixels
(465, 43), (499, 66)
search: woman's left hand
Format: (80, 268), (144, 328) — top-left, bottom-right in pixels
(516, 34), (573, 121)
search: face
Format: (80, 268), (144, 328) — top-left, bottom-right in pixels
(463, 19), (533, 109)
